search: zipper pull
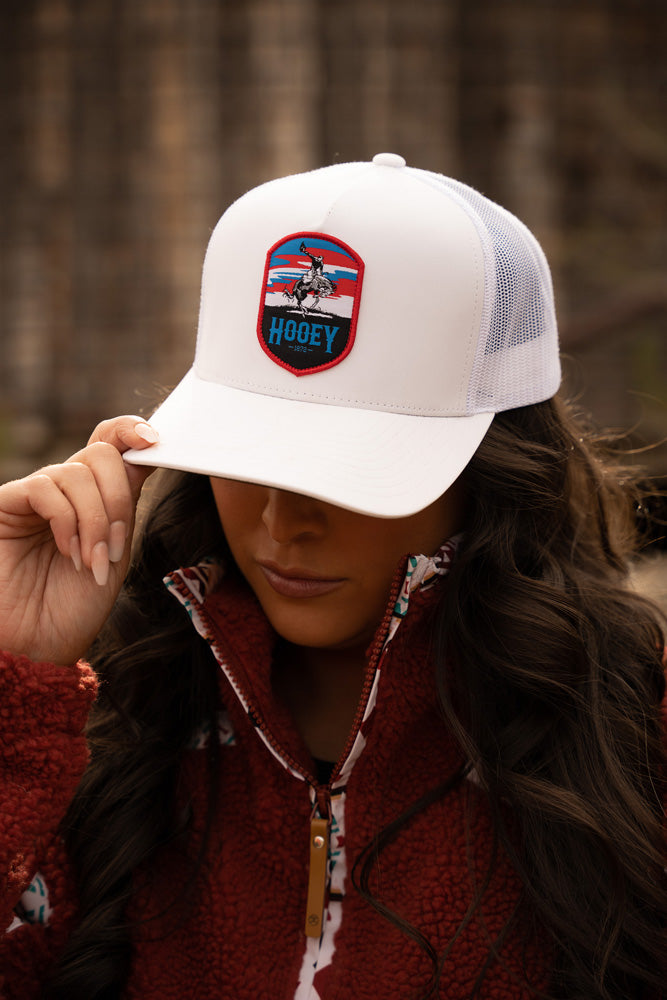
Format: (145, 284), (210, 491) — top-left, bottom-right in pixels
(305, 815), (330, 937)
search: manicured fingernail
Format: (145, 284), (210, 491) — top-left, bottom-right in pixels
(108, 520), (127, 563)
(91, 541), (110, 587)
(69, 535), (82, 572)
(134, 422), (159, 444)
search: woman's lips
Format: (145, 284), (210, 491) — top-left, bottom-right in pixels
(258, 562), (345, 599)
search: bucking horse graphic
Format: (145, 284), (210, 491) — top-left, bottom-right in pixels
(283, 242), (338, 315)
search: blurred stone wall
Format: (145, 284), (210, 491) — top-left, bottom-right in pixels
(1, 0), (666, 493)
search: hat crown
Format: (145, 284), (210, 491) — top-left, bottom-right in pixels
(195, 158), (559, 417)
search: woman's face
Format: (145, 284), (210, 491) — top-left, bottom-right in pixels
(209, 479), (465, 655)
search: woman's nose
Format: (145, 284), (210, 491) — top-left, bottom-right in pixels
(261, 488), (326, 543)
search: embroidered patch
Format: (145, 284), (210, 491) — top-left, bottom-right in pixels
(257, 232), (364, 375)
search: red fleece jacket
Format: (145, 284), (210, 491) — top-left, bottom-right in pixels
(2, 546), (554, 998)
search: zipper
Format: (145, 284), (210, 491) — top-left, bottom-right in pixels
(190, 612), (333, 935)
(328, 559), (407, 781)
(302, 561), (407, 937)
(169, 558), (408, 939)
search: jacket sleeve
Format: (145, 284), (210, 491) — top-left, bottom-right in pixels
(0, 651), (97, 995)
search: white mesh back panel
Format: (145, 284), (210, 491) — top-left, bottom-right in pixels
(419, 170), (560, 415)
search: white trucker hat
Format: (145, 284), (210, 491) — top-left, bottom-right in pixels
(124, 153), (560, 517)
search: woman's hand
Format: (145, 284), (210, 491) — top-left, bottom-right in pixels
(0, 417), (159, 665)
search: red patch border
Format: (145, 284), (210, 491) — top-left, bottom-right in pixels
(256, 231), (365, 377)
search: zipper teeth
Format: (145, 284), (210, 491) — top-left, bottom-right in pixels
(330, 557), (407, 783)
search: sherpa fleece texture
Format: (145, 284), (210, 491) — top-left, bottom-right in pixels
(0, 655), (96, 990)
(1, 556), (552, 999)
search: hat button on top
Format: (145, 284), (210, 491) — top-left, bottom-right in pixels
(372, 152), (406, 168)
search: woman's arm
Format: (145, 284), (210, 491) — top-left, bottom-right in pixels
(0, 652), (97, 994)
(0, 417), (158, 994)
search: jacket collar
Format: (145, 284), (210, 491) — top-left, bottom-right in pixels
(164, 536), (460, 782)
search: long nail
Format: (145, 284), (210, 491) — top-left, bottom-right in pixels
(91, 541), (110, 587)
(108, 521), (127, 563)
(134, 422), (159, 444)
(69, 535), (82, 572)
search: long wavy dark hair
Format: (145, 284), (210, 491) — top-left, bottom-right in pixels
(46, 396), (666, 999)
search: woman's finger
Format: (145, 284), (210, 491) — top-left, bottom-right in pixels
(67, 442), (134, 523)
(87, 415), (160, 453)
(68, 442), (137, 569)
(43, 461), (115, 581)
(85, 416), (159, 501)
(22, 445), (134, 584)
(1, 473), (80, 561)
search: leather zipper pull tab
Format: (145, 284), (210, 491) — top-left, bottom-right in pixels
(305, 816), (329, 937)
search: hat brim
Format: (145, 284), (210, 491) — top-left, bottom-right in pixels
(123, 369), (494, 518)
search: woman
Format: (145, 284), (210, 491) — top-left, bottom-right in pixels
(1, 154), (665, 999)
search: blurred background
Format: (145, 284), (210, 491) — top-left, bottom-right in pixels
(1, 0), (665, 587)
